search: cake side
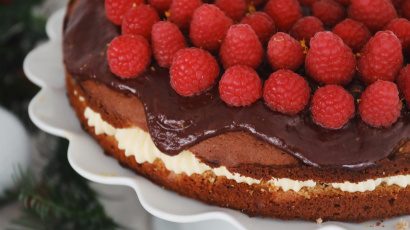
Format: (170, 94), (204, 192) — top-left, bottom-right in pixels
(71, 75), (410, 184)
(67, 73), (410, 221)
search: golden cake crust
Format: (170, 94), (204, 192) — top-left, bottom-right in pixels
(67, 74), (410, 222)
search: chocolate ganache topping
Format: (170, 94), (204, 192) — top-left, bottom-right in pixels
(63, 0), (410, 168)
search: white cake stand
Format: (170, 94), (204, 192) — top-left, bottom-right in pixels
(23, 8), (410, 230)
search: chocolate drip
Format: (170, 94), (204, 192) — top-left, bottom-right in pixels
(63, 0), (410, 168)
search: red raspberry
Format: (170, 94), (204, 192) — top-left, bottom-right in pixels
(398, 65), (410, 106)
(148, 0), (172, 13)
(311, 85), (355, 129)
(263, 69), (311, 115)
(403, 0), (410, 21)
(312, 0), (345, 26)
(267, 32), (305, 71)
(289, 16), (325, 43)
(151, 21), (186, 68)
(348, 0), (397, 32)
(264, 0), (302, 32)
(105, 0), (143, 25)
(215, 0), (247, 21)
(306, 32), (356, 85)
(107, 35), (151, 78)
(190, 4), (233, 51)
(298, 0), (317, 6)
(332, 19), (371, 52)
(219, 65), (262, 107)
(220, 24), (263, 69)
(241, 12), (276, 44)
(122, 4), (160, 40)
(169, 0), (202, 29)
(170, 48), (220, 96)
(385, 18), (410, 51)
(358, 31), (403, 85)
(359, 80), (402, 128)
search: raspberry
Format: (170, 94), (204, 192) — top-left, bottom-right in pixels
(219, 65), (262, 106)
(348, 0), (397, 32)
(107, 35), (151, 78)
(312, 0), (345, 26)
(215, 0), (247, 21)
(105, 0), (143, 25)
(289, 16), (325, 43)
(385, 18), (410, 51)
(403, 0), (410, 20)
(122, 4), (159, 40)
(332, 19), (371, 52)
(359, 80), (402, 128)
(263, 69), (311, 115)
(169, 0), (202, 29)
(311, 85), (355, 129)
(170, 48), (220, 96)
(298, 0), (317, 6)
(264, 0), (302, 32)
(267, 32), (305, 71)
(220, 24), (263, 69)
(190, 4), (233, 51)
(306, 32), (356, 85)
(148, 0), (172, 13)
(358, 31), (403, 85)
(241, 12), (276, 44)
(151, 21), (186, 68)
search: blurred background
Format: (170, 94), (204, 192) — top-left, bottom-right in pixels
(0, 0), (149, 229)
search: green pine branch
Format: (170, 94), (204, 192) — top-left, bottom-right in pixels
(9, 140), (119, 230)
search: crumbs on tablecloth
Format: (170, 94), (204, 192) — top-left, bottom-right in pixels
(396, 219), (409, 230)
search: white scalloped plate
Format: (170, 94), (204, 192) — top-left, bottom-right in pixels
(23, 8), (409, 230)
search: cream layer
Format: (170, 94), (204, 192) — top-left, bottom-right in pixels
(84, 107), (410, 193)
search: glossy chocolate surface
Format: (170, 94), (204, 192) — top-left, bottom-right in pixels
(63, 0), (410, 168)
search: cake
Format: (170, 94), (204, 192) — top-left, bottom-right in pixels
(63, 0), (410, 222)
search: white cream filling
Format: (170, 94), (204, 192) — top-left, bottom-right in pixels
(331, 175), (410, 193)
(83, 107), (410, 193)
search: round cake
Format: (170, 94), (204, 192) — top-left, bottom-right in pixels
(64, 0), (410, 222)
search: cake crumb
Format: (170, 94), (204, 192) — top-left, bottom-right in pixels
(316, 218), (323, 224)
(208, 177), (215, 184)
(396, 219), (409, 230)
(399, 147), (405, 153)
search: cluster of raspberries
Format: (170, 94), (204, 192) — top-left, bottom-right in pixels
(105, 0), (410, 130)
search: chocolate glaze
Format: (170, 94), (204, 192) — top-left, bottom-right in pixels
(63, 0), (410, 168)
